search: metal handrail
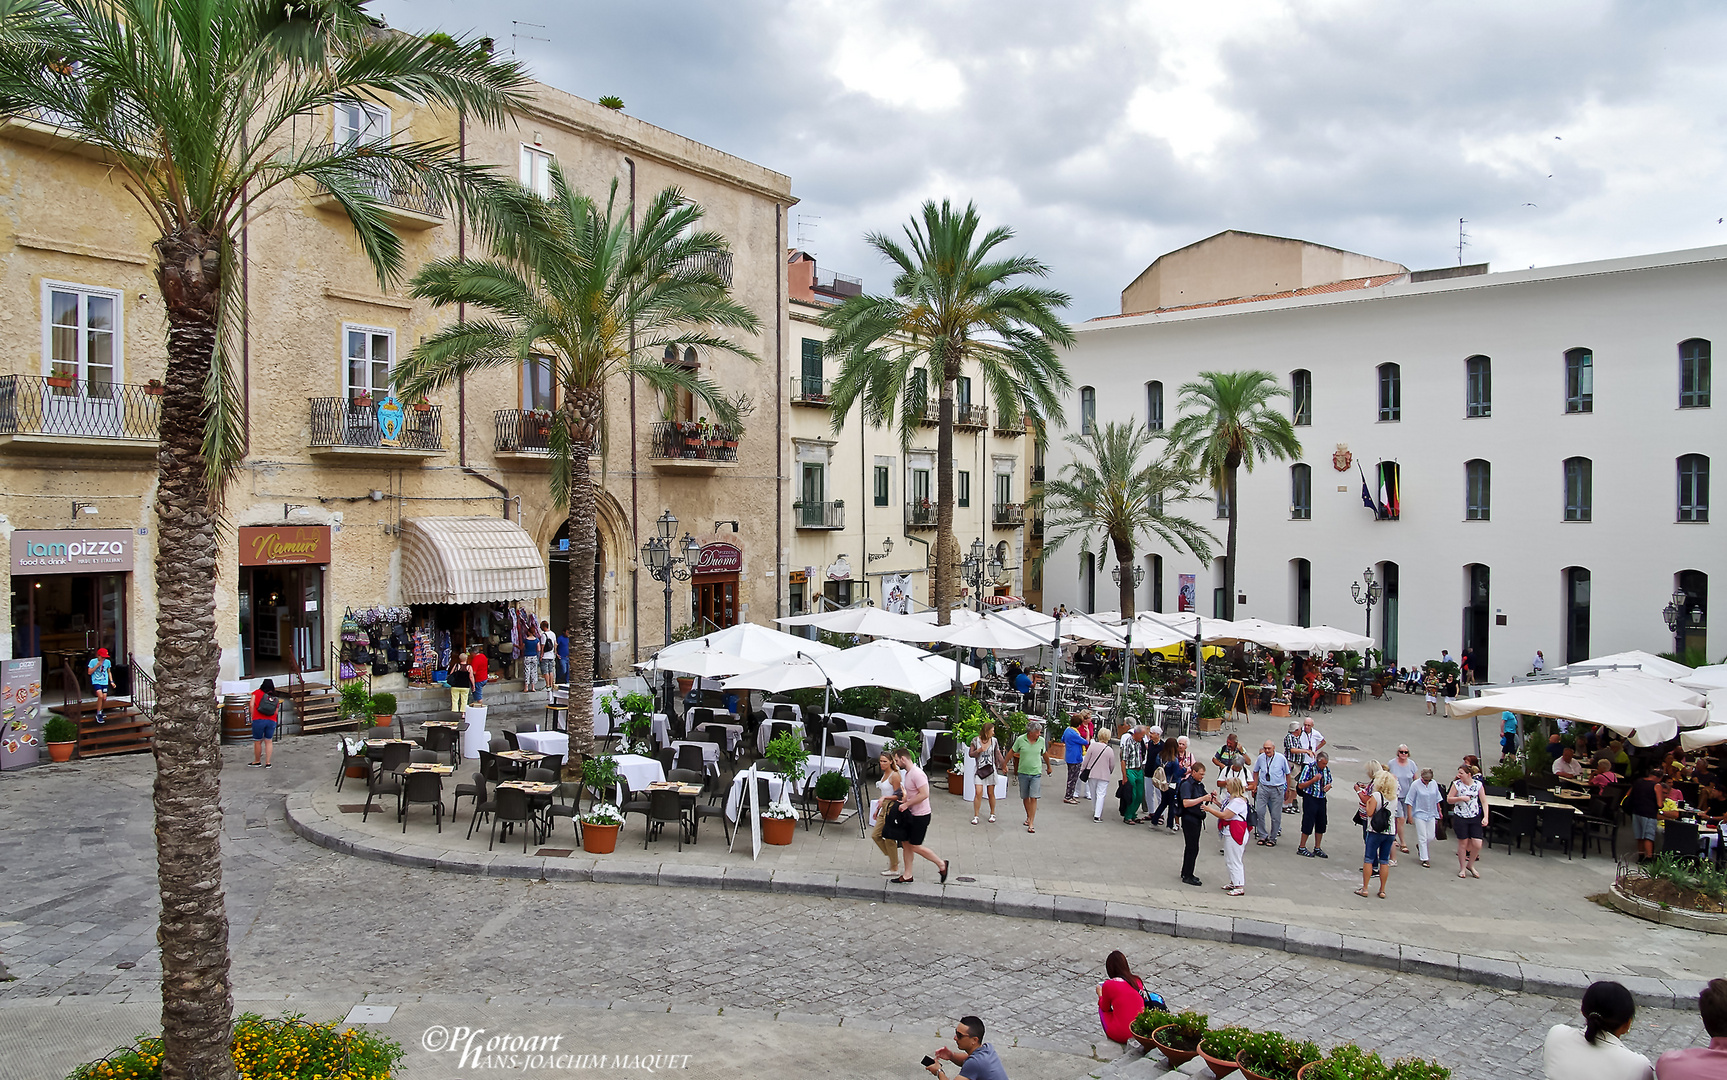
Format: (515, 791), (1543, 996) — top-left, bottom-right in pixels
(0, 374), (162, 440)
(309, 397), (442, 450)
(992, 502), (1025, 526)
(648, 421), (739, 462)
(905, 501), (936, 529)
(789, 376), (834, 404)
(795, 501), (844, 529)
(954, 403), (988, 428)
(309, 151), (445, 218)
(495, 409), (553, 452)
(993, 409), (1025, 434)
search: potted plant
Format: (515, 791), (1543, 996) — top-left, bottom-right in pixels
(414, 395), (434, 413)
(581, 753), (621, 803)
(761, 802), (798, 845)
(1300, 1044), (1386, 1080)
(578, 802), (623, 854)
(764, 730), (809, 783)
(339, 681), (374, 731)
(46, 371), (75, 389)
(614, 690), (656, 754)
(143, 378), (166, 396)
(1198, 1027), (1253, 1079)
(369, 691), (397, 735)
(1196, 693), (1225, 733)
(1270, 658), (1293, 717)
(43, 714), (77, 762)
(1142, 1009), (1205, 1066)
(949, 702), (984, 794)
(1237, 1031), (1321, 1080)
(813, 769), (850, 820)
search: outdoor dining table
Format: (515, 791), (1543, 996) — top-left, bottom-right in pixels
(724, 771), (792, 822)
(831, 712), (887, 733)
(919, 729), (947, 766)
(762, 702), (804, 722)
(402, 763), (455, 775)
(1483, 794), (1584, 816)
(421, 720), (460, 731)
(692, 721), (744, 752)
(365, 738), (416, 748)
(515, 730), (569, 758)
(612, 753), (666, 798)
(495, 749), (549, 765)
(668, 739), (721, 769)
(831, 730), (892, 759)
(757, 718), (806, 755)
(497, 780), (559, 842)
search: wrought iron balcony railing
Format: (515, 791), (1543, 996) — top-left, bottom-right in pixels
(495, 409), (553, 453)
(993, 409), (1025, 435)
(0, 374), (161, 441)
(309, 396), (442, 451)
(795, 501), (845, 530)
(905, 501), (936, 530)
(790, 376), (834, 406)
(992, 502), (1025, 526)
(648, 421), (739, 463)
(309, 152), (445, 220)
(954, 403), (988, 429)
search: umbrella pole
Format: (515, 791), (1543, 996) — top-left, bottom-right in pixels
(1050, 614), (1063, 719)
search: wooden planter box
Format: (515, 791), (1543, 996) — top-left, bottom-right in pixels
(1336, 690), (1353, 705)
(1270, 701), (1292, 717)
(1196, 715), (1222, 733)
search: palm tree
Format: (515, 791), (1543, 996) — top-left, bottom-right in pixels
(1166, 371), (1303, 620)
(0, 4), (529, 1075)
(822, 200), (1073, 625)
(394, 163), (761, 759)
(1034, 421), (1214, 619)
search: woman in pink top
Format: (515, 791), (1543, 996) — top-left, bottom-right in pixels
(888, 748), (950, 885)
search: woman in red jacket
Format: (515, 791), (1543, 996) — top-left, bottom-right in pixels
(1097, 950), (1149, 1044)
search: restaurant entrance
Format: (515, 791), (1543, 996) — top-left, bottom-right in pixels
(9, 572), (128, 702)
(690, 541), (742, 631)
(236, 525), (331, 678)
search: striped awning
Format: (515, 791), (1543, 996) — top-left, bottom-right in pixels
(982, 593), (1025, 609)
(399, 517), (548, 605)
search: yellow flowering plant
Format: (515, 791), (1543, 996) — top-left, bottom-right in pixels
(69, 1012), (404, 1080)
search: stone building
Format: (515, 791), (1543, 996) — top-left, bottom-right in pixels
(1, 75), (794, 715)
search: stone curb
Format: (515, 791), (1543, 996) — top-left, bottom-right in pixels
(283, 794), (1693, 1002)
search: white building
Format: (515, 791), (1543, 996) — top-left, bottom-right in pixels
(785, 251), (1031, 615)
(1042, 232), (1724, 683)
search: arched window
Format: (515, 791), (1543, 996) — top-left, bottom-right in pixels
(1465, 459), (1490, 521)
(1291, 369), (1312, 426)
(1145, 381), (1163, 431)
(1679, 454), (1710, 522)
(1080, 386), (1096, 434)
(1564, 457), (1592, 521)
(1563, 567), (1591, 664)
(1289, 463), (1311, 520)
(662, 343), (677, 362)
(1681, 339), (1712, 408)
(1377, 362), (1400, 421)
(1291, 558), (1312, 627)
(1564, 348), (1593, 413)
(1465, 355), (1491, 417)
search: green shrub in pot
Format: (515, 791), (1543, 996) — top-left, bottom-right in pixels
(813, 770), (850, 800)
(1385, 1058), (1450, 1080)
(1310, 1044), (1387, 1080)
(1236, 1030), (1320, 1080)
(764, 730), (808, 785)
(1198, 1026), (1253, 1063)
(369, 691), (397, 717)
(1135, 1008), (1203, 1047)
(43, 715), (78, 743)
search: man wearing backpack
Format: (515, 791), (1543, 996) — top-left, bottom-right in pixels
(249, 678), (279, 769)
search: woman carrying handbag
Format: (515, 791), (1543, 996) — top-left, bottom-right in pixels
(968, 721), (1003, 826)
(1080, 727), (1118, 822)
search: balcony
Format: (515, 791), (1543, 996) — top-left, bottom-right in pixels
(954, 403), (988, 430)
(309, 160), (445, 231)
(905, 501), (937, 530)
(795, 501), (845, 530)
(648, 421), (739, 471)
(308, 396), (443, 461)
(0, 374), (161, 457)
(1031, 516), (1045, 538)
(993, 409), (1025, 436)
(1031, 465), (1046, 484)
(992, 503), (1025, 527)
(790, 376), (834, 407)
(812, 268), (862, 301)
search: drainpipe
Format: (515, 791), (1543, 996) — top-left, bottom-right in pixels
(454, 110), (510, 518)
(775, 204), (785, 618)
(626, 156), (639, 662)
(240, 121), (250, 454)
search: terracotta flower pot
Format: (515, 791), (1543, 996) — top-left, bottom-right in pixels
(947, 771), (965, 795)
(1270, 701), (1291, 717)
(1149, 1024), (1200, 1070)
(581, 822), (620, 854)
(47, 741), (75, 763)
(817, 798), (846, 821)
(1236, 1055), (1282, 1080)
(762, 816), (796, 845)
(344, 764), (370, 779)
(1198, 1041), (1240, 1079)
(1296, 1064), (1322, 1080)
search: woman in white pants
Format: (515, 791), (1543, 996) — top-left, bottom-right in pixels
(1204, 776), (1251, 896)
(1405, 767), (1443, 867)
(1081, 727), (1119, 822)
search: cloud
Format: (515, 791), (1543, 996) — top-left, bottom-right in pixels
(368, 0), (1727, 319)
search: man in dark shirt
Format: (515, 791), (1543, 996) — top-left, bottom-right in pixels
(1176, 761), (1212, 887)
(1628, 773), (1662, 863)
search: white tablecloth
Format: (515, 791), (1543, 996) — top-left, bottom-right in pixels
(669, 740), (720, 769)
(692, 721), (743, 752)
(833, 713), (887, 733)
(832, 730), (892, 760)
(763, 702), (804, 722)
(612, 753), (665, 796)
(460, 706), (489, 759)
(515, 730), (569, 758)
(546, 686), (620, 735)
(650, 713), (672, 746)
(920, 729), (946, 766)
(758, 718), (807, 754)
(962, 752), (1009, 801)
(725, 772), (791, 822)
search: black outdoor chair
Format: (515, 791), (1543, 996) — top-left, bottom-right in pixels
(488, 786), (534, 853)
(378, 742), (413, 777)
(1503, 803), (1540, 854)
(619, 783), (652, 833)
(689, 772), (730, 844)
(676, 744), (706, 774)
(501, 729), (521, 752)
(1662, 820), (1702, 861)
(656, 747), (675, 775)
(1536, 806), (1574, 858)
(409, 748), (441, 765)
(488, 737), (510, 754)
(1581, 809), (1619, 860)
(644, 789), (688, 851)
(361, 763), (403, 824)
(400, 772), (444, 833)
(465, 774), (495, 840)
(335, 738), (369, 791)
(543, 781), (581, 842)
(929, 733), (957, 775)
(421, 725), (459, 765)
(453, 771), (485, 821)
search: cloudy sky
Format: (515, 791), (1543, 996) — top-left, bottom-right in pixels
(371, 0), (1727, 320)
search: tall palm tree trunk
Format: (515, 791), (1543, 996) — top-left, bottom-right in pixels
(565, 387), (601, 763)
(1223, 460), (1240, 620)
(933, 368), (957, 626)
(152, 228), (237, 1080)
(1112, 535), (1137, 620)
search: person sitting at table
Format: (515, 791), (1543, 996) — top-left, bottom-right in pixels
(1554, 746), (1586, 780)
(1590, 758), (1621, 789)
(1608, 739), (1632, 772)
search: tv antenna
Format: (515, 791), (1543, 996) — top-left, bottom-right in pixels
(1456, 218), (1470, 266)
(796, 214), (821, 252)
(510, 21), (550, 55)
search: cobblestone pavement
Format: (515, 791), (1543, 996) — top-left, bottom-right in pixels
(0, 736), (1715, 1080)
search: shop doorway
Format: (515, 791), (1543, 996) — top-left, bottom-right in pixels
(239, 564), (324, 678)
(10, 572), (128, 703)
(1461, 563), (1490, 677)
(693, 577), (738, 631)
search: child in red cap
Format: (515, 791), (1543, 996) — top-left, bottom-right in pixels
(87, 648), (113, 722)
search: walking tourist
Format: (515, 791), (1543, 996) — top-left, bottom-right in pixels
(1080, 726), (1118, 822)
(968, 720), (1003, 825)
(1097, 952), (1151, 1045)
(1138, 727), (1163, 822)
(1176, 761), (1210, 886)
(520, 623), (540, 691)
(1357, 769), (1398, 899)
(1629, 771), (1663, 863)
(1204, 775), (1251, 896)
(469, 646), (489, 701)
(1120, 724), (1150, 823)
(1424, 669), (1440, 715)
(1252, 739), (1290, 845)
(1010, 719), (1050, 833)
(1389, 745), (1419, 854)
(1448, 765), (1487, 877)
(556, 631), (569, 682)
(447, 652), (473, 714)
(87, 647), (113, 722)
(1156, 740), (1187, 833)
(539, 620), (558, 688)
(1212, 732), (1245, 771)
(1281, 720), (1304, 813)
(926, 1015), (1008, 1080)
(1296, 750), (1333, 858)
(1062, 711), (1091, 803)
(1543, 980), (1654, 1080)
(1501, 710), (1519, 757)
(871, 750), (902, 877)
(1656, 978), (1727, 1079)
(888, 747), (949, 885)
(1406, 768), (1442, 867)
(248, 678), (278, 769)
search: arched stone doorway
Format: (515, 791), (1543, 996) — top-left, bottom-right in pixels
(542, 491), (631, 681)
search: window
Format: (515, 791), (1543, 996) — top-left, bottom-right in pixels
(874, 465), (889, 507)
(1150, 488), (1164, 517)
(912, 468), (930, 506)
(995, 472), (1012, 507)
(1080, 553), (1096, 613)
(1681, 339), (1711, 408)
(1679, 454), (1709, 522)
(1377, 363), (1401, 421)
(956, 376), (972, 407)
(957, 470), (971, 508)
(1465, 459), (1490, 521)
(1079, 386), (1095, 434)
(1215, 486), (1230, 519)
(1291, 369), (1312, 426)
(44, 283), (120, 391)
(519, 145), (554, 197)
(1465, 355), (1491, 418)
(520, 354), (554, 412)
(1564, 567), (1591, 665)
(1564, 457), (1592, 521)
(1564, 348), (1593, 413)
(343, 324), (393, 402)
(800, 462), (825, 507)
(1291, 558), (1312, 628)
(800, 337), (823, 396)
(334, 100), (389, 146)
(1150, 554), (1163, 613)
(1290, 463), (1311, 520)
(1146, 381), (1164, 431)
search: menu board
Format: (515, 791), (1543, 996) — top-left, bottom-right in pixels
(0, 658), (45, 769)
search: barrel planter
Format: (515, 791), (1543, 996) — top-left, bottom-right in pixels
(221, 694), (253, 744)
(1148, 1025), (1200, 1070)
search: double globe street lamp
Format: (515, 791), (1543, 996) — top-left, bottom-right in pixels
(641, 509), (699, 715)
(960, 537), (1004, 612)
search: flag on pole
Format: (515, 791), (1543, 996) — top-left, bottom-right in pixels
(1358, 463), (1382, 519)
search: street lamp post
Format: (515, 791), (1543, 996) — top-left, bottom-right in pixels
(960, 538), (1003, 613)
(1663, 587), (1701, 652)
(641, 509), (699, 717)
(1351, 567), (1381, 692)
(1110, 563), (1144, 685)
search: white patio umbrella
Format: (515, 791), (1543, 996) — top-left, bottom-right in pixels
(1058, 611), (1128, 648)
(1298, 625), (1376, 653)
(1561, 649), (1696, 680)
(823, 640), (955, 699)
(635, 643), (752, 678)
(1676, 664), (1727, 693)
(919, 652), (985, 689)
(1125, 614), (1199, 651)
(778, 605), (945, 643)
(722, 654), (833, 694)
(991, 607), (1059, 634)
(1448, 681), (1680, 746)
(931, 615), (1049, 652)
(661, 622), (838, 665)
(1682, 717), (1727, 750)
